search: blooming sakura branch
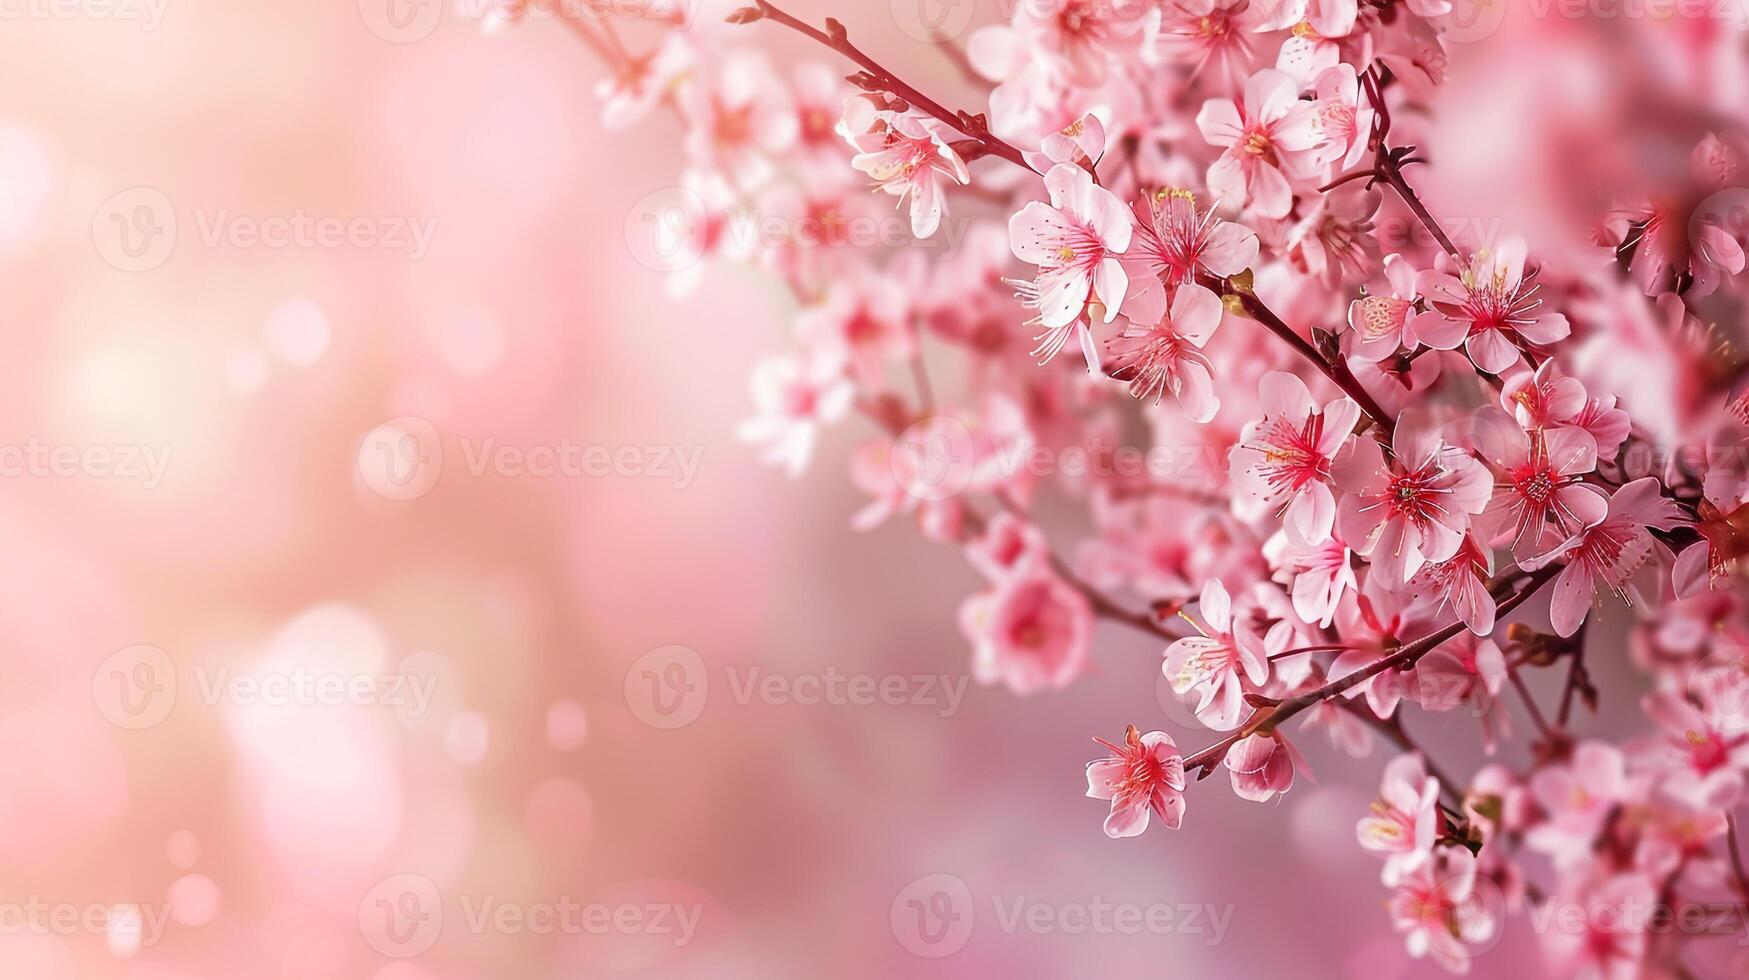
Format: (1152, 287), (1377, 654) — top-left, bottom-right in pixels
(506, 0), (1749, 974)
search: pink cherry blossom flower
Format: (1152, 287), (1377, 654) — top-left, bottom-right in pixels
(1197, 68), (1328, 218)
(1330, 581), (1434, 719)
(848, 437), (962, 539)
(1288, 183), (1383, 289)
(1406, 532), (1497, 634)
(966, 511), (1052, 583)
(1475, 424), (1609, 562)
(1015, 0), (1151, 88)
(1120, 188), (1260, 327)
(1606, 133), (1747, 297)
(1527, 741), (1628, 865)
(1335, 416), (1494, 586)
(1023, 112), (1107, 173)
(838, 101), (970, 239)
(1266, 529), (1356, 628)
(1388, 849), (1497, 974)
(1357, 754), (1442, 881)
(1347, 253), (1438, 363)
(1224, 731), (1309, 802)
(597, 33), (692, 130)
(1524, 478), (1685, 637)
(1008, 163), (1134, 369)
(1414, 239), (1572, 374)
(1253, 0), (1360, 39)
(735, 344), (852, 477)
(1164, 579), (1270, 730)
(682, 52), (796, 191)
(1499, 361), (1632, 462)
(1539, 873), (1658, 980)
(788, 63), (846, 163)
(794, 270), (914, 388)
(1307, 64), (1373, 170)
(1107, 284), (1224, 421)
(1230, 371), (1362, 544)
(1159, 0), (1262, 84)
(1636, 668), (1749, 811)
(960, 567), (1093, 695)
(1298, 686), (1373, 758)
(1412, 633), (1509, 753)
(1085, 725), (1187, 837)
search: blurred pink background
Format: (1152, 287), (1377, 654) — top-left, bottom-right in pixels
(0, 2), (1718, 978)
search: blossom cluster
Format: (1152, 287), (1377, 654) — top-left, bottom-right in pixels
(500, 1), (1749, 974)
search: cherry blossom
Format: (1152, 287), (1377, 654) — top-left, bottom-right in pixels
(960, 567), (1093, 695)
(735, 345), (852, 477)
(1164, 579), (1270, 730)
(1008, 163), (1134, 369)
(1085, 726), (1187, 837)
(1336, 416), (1493, 586)
(1120, 188), (1259, 327)
(1414, 240), (1572, 375)
(1107, 283), (1224, 420)
(1357, 754), (1442, 881)
(1388, 849), (1497, 974)
(1525, 478), (1685, 637)
(1230, 371), (1361, 543)
(838, 100), (969, 239)
(1197, 68), (1329, 218)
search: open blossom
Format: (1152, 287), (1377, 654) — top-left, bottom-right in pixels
(960, 567), (1093, 695)
(1230, 371), (1362, 544)
(1357, 754), (1442, 881)
(1164, 579), (1270, 730)
(1336, 417), (1493, 586)
(1407, 533), (1497, 634)
(1606, 133), (1748, 297)
(1107, 283), (1224, 421)
(736, 344), (852, 477)
(966, 511), (1051, 582)
(1014, 0), (1151, 87)
(1414, 240), (1571, 374)
(794, 270), (914, 387)
(597, 33), (692, 129)
(1008, 163), (1133, 369)
(1269, 531), (1356, 628)
(1388, 849), (1497, 974)
(1197, 68), (1328, 218)
(838, 101), (969, 239)
(1526, 742), (1628, 865)
(1539, 873), (1658, 980)
(1476, 424), (1608, 562)
(1120, 188), (1259, 326)
(1639, 678), (1749, 811)
(1224, 731), (1308, 802)
(1347, 253), (1435, 363)
(1085, 726), (1187, 837)
(1024, 112), (1107, 173)
(1499, 361), (1631, 462)
(1413, 633), (1509, 752)
(1524, 478), (1684, 637)
(682, 52), (795, 190)
(1307, 64), (1373, 170)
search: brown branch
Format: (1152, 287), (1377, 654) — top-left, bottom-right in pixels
(731, 3), (1035, 174)
(1183, 563), (1563, 777)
